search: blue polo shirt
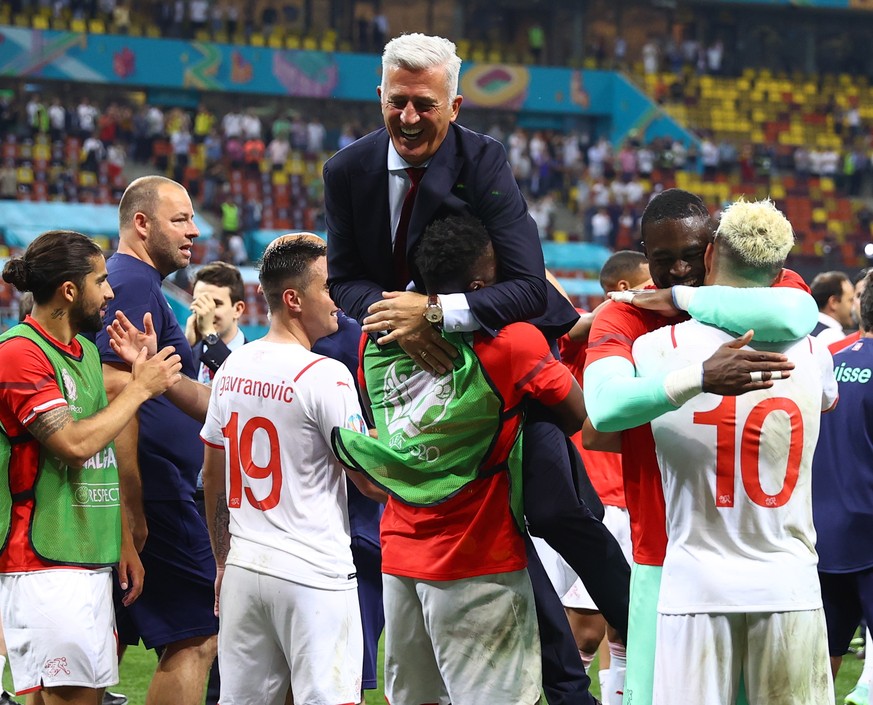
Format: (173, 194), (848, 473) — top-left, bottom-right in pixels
(96, 253), (203, 501)
(812, 337), (873, 572)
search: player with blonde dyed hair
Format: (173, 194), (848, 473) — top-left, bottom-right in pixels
(632, 196), (838, 705)
(713, 198), (795, 275)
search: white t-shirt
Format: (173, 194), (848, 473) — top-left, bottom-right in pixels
(200, 340), (368, 590)
(632, 321), (838, 614)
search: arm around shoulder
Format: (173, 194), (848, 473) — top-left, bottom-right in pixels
(687, 285), (818, 342)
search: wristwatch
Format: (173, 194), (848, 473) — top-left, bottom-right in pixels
(423, 295), (443, 326)
(204, 333), (220, 346)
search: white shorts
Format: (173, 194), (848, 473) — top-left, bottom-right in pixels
(217, 564), (363, 705)
(533, 505), (632, 611)
(383, 570), (542, 705)
(0, 568), (118, 694)
(652, 609), (834, 705)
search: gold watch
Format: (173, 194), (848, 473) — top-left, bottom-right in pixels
(423, 294), (443, 326)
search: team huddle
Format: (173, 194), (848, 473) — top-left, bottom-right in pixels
(0, 30), (867, 705)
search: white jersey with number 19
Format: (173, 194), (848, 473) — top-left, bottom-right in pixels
(632, 321), (838, 615)
(200, 340), (368, 590)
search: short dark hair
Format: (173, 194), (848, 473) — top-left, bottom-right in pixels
(810, 271), (850, 311)
(118, 174), (179, 229)
(640, 188), (711, 243)
(258, 237), (326, 313)
(599, 250), (647, 293)
(2, 230), (103, 305)
(414, 215), (491, 293)
(861, 271), (873, 333)
(853, 267), (872, 286)
(194, 261), (245, 304)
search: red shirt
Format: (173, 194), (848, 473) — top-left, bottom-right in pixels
(0, 317), (79, 572)
(584, 269), (812, 566)
(370, 323), (574, 581)
(559, 319), (625, 508)
(585, 303), (676, 565)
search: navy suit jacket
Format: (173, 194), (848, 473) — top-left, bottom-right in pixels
(324, 122), (577, 340)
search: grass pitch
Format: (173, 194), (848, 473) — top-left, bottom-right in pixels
(3, 630), (866, 703)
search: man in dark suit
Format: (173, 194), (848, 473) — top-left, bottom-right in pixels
(324, 33), (628, 705)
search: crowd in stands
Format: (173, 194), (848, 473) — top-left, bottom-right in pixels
(2, 79), (873, 323)
(0, 94), (128, 206)
(497, 123), (873, 268)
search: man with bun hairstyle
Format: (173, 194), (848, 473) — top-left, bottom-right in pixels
(0, 230), (181, 704)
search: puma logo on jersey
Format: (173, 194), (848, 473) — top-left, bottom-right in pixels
(336, 380), (351, 388)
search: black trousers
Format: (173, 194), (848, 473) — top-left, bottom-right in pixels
(523, 408), (631, 704)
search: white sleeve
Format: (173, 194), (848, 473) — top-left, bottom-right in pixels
(440, 293), (478, 333)
(815, 327), (847, 348)
(309, 360), (367, 446)
(814, 339), (839, 412)
(631, 326), (671, 378)
(199, 370), (224, 446)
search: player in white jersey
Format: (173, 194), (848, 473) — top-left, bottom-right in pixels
(631, 199), (839, 705)
(199, 236), (385, 705)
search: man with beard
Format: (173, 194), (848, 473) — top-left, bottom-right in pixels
(633, 199), (837, 705)
(96, 176), (219, 705)
(583, 189), (819, 705)
(0, 230), (181, 704)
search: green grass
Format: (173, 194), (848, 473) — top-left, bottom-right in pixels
(2, 633), (866, 703)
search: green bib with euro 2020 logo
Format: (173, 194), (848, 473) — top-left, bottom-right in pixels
(0, 323), (121, 567)
(331, 332), (525, 528)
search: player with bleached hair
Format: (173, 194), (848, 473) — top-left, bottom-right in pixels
(632, 198), (839, 705)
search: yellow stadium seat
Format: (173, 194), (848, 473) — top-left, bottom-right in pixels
(32, 15), (49, 29)
(70, 17), (86, 32)
(250, 33), (265, 47)
(88, 18), (105, 33)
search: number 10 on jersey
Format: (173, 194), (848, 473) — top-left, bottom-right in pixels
(693, 396), (803, 509)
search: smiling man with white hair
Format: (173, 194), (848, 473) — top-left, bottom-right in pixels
(631, 199), (839, 705)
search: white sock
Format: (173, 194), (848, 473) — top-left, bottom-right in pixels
(579, 649), (596, 674)
(860, 628), (873, 686)
(0, 653), (5, 676)
(606, 640), (627, 705)
(599, 668), (611, 701)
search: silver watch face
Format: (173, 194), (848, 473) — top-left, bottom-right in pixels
(425, 308), (442, 323)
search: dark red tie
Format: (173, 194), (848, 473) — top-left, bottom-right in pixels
(393, 167), (425, 288)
